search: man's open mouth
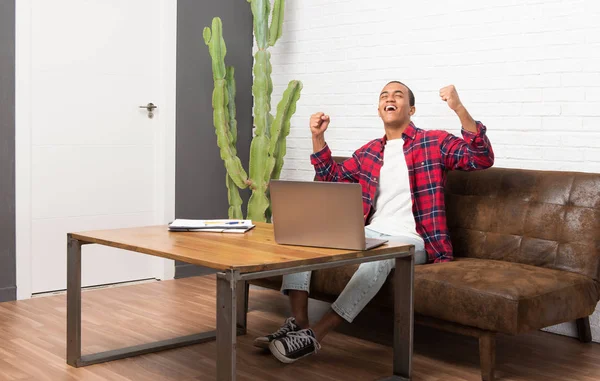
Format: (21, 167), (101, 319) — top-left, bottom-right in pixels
(384, 105), (397, 112)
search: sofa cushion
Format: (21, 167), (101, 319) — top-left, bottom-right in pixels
(401, 258), (599, 334)
(249, 258), (599, 335)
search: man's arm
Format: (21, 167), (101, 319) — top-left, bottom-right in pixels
(311, 145), (361, 182)
(440, 85), (477, 133)
(439, 85), (494, 170)
(454, 104), (477, 133)
(312, 131), (326, 153)
(309, 112), (360, 182)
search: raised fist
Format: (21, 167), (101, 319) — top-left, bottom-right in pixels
(309, 112), (330, 137)
(439, 85), (463, 112)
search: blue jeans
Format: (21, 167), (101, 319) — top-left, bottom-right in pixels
(280, 227), (427, 323)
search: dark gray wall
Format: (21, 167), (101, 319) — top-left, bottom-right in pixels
(0, 0), (16, 302)
(175, 1), (253, 278)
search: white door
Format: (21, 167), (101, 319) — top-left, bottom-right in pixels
(16, 0), (177, 296)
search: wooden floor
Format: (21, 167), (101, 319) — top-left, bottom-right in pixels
(1, 276), (599, 381)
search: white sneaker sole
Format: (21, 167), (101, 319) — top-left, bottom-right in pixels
(269, 341), (315, 364)
(253, 338), (270, 349)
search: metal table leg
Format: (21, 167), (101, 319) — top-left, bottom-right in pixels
(379, 248), (415, 381)
(217, 271), (238, 381)
(66, 237), (82, 366)
(236, 280), (249, 335)
(66, 236), (218, 368)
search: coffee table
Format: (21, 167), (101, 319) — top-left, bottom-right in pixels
(66, 222), (414, 380)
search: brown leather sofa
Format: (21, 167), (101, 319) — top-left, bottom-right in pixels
(250, 166), (600, 381)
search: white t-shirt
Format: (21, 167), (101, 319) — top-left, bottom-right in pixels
(366, 138), (422, 241)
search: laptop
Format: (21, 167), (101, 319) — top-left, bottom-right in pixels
(269, 180), (388, 250)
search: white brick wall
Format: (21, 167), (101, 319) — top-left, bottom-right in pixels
(262, 0), (600, 341)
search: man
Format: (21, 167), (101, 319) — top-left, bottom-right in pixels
(255, 82), (494, 364)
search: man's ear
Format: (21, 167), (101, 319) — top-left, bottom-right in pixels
(377, 106), (382, 118)
(409, 106), (416, 116)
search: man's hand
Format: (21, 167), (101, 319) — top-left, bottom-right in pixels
(310, 112), (330, 137)
(439, 85), (463, 112)
(310, 112), (329, 153)
(440, 85), (477, 133)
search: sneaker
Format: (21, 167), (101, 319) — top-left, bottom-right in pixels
(269, 328), (321, 364)
(253, 317), (300, 349)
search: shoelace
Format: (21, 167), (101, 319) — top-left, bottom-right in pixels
(272, 318), (297, 337)
(284, 330), (321, 353)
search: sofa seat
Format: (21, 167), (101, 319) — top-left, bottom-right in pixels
(409, 258), (599, 334)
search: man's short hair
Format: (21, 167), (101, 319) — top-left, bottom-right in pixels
(387, 81), (415, 107)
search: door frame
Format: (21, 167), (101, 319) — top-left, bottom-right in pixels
(15, 0), (177, 300)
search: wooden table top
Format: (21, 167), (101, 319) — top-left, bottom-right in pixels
(69, 222), (413, 274)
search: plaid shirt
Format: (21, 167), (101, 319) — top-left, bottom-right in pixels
(310, 121), (494, 263)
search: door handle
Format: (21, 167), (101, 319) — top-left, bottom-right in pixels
(139, 102), (157, 118)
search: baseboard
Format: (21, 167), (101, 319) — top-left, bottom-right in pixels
(0, 285), (16, 302)
(543, 320), (600, 344)
(174, 263), (218, 279)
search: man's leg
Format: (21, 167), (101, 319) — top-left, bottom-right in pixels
(253, 271), (311, 348)
(314, 258), (395, 341)
(281, 271), (312, 327)
(269, 232), (426, 362)
(268, 259), (395, 363)
(313, 231), (427, 341)
(288, 290), (310, 329)
(310, 309), (344, 342)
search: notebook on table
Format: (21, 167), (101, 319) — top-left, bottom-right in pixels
(168, 219), (255, 233)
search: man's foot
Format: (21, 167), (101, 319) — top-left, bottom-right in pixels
(269, 328), (321, 364)
(253, 317), (300, 349)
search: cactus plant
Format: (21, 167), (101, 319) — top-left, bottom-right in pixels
(203, 0), (302, 222)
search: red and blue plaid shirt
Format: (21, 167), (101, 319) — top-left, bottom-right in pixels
(310, 121), (494, 263)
